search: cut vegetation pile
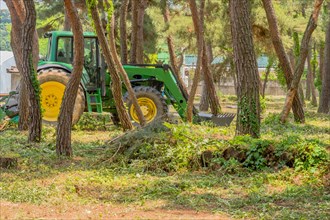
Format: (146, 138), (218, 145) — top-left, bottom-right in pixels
(103, 115), (329, 174)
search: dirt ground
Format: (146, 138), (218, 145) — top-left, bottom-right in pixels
(0, 201), (232, 220)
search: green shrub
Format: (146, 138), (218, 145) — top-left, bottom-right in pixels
(74, 113), (113, 131)
(294, 140), (329, 171)
(243, 139), (271, 170)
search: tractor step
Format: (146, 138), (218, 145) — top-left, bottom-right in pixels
(86, 88), (103, 113)
(196, 112), (236, 127)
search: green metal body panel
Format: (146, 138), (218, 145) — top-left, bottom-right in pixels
(122, 65), (187, 118)
(38, 31), (188, 119)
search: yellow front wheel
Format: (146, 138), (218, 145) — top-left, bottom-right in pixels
(125, 86), (168, 124)
(38, 69), (85, 125)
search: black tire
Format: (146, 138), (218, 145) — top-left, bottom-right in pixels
(38, 69), (85, 125)
(124, 86), (168, 124)
(3, 92), (19, 118)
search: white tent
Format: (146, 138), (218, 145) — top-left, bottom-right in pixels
(0, 51), (15, 94)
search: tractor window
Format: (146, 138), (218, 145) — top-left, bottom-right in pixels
(84, 38), (98, 86)
(45, 36), (51, 61)
(56, 37), (73, 64)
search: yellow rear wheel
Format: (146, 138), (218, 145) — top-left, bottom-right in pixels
(40, 81), (65, 122)
(38, 69), (85, 125)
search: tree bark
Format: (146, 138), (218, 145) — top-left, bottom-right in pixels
(136, 0), (146, 64)
(230, 0), (261, 138)
(199, 42), (212, 111)
(161, 0), (190, 101)
(5, 0), (39, 131)
(262, 57), (274, 98)
(306, 46), (312, 100)
(307, 45), (318, 106)
(64, 9), (71, 31)
(18, 81), (29, 130)
(120, 0), (129, 63)
(186, 0), (204, 122)
(319, 43), (325, 82)
(293, 32), (306, 106)
(199, 80), (209, 111)
(55, 0), (85, 156)
(318, 9), (330, 113)
(20, 0), (42, 142)
(6, 1), (29, 131)
(107, 11), (146, 126)
(130, 0), (145, 64)
(262, 0), (305, 123)
(201, 42), (221, 115)
(88, 0), (133, 130)
(130, 0), (138, 63)
(281, 0), (324, 122)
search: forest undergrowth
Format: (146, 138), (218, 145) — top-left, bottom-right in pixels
(0, 97), (329, 219)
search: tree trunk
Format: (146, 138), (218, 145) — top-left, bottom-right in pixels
(130, 0), (145, 64)
(161, 0), (190, 98)
(318, 9), (330, 113)
(20, 0), (42, 143)
(311, 69), (318, 106)
(262, 57), (274, 98)
(88, 0), (133, 130)
(231, 60), (237, 95)
(281, 0), (324, 122)
(130, 0), (138, 63)
(199, 43), (213, 111)
(298, 84), (305, 105)
(136, 0), (146, 64)
(230, 0), (261, 138)
(18, 81), (29, 130)
(55, 0), (84, 156)
(64, 9), (71, 31)
(308, 45), (318, 106)
(107, 12), (146, 126)
(317, 43), (324, 106)
(201, 42), (221, 115)
(120, 0), (129, 64)
(199, 79), (209, 111)
(5, 0), (39, 131)
(306, 46), (312, 100)
(11, 7), (29, 131)
(319, 43), (325, 82)
(262, 0), (305, 123)
(186, 0), (204, 122)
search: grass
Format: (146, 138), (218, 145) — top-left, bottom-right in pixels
(0, 96), (329, 219)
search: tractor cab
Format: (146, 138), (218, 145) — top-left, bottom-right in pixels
(42, 31), (103, 90)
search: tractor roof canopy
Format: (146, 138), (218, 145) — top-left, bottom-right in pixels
(44, 31), (97, 38)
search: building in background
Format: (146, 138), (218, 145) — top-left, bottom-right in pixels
(0, 51), (15, 94)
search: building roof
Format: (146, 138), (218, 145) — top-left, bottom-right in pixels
(0, 51), (14, 64)
(0, 51), (15, 94)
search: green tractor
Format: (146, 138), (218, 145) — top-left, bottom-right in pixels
(1, 31), (235, 126)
